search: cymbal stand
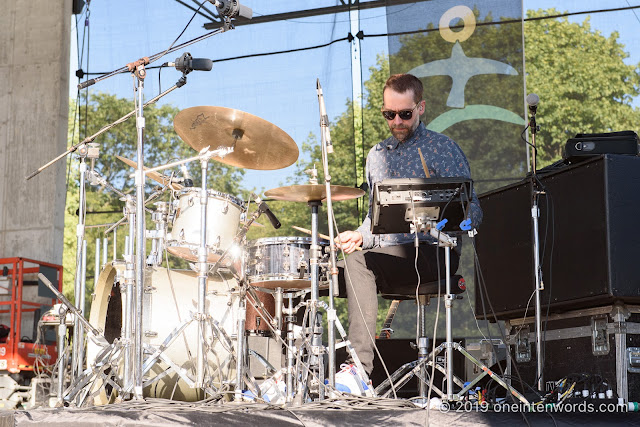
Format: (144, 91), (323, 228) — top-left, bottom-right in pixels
(293, 199), (326, 402)
(195, 155), (211, 388)
(316, 79), (338, 387)
(131, 60), (149, 399)
(71, 143), (97, 384)
(122, 194), (137, 395)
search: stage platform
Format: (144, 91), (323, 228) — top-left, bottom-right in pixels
(1, 399), (639, 427)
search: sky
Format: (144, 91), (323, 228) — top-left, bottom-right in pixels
(68, 0), (640, 195)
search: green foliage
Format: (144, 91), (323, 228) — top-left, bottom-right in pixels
(525, 9), (640, 165)
(63, 93), (245, 311)
(63, 9), (640, 339)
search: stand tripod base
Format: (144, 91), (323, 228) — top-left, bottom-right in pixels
(376, 341), (530, 405)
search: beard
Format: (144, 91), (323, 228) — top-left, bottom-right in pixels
(390, 124), (412, 142)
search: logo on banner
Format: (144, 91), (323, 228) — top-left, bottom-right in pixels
(408, 5), (524, 132)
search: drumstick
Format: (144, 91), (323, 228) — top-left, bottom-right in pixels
(292, 225), (362, 251)
(418, 148), (431, 178)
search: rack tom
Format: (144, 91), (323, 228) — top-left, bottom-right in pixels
(167, 189), (245, 265)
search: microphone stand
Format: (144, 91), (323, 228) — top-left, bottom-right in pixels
(528, 111), (545, 391)
(317, 79), (337, 389)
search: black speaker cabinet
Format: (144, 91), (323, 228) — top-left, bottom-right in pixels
(475, 154), (640, 320)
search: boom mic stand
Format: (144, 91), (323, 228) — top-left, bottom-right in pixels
(527, 98), (545, 391)
(316, 79), (338, 388)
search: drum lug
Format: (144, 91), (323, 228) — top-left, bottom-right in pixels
(256, 263), (264, 274)
(222, 199), (229, 214)
(144, 285), (156, 294)
(144, 331), (158, 338)
(283, 245), (290, 257)
(283, 261), (290, 272)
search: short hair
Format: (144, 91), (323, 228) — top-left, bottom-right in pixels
(383, 74), (423, 103)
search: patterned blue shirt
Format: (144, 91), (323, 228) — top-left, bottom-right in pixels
(356, 122), (483, 249)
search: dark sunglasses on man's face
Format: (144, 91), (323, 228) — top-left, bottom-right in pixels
(381, 103), (419, 121)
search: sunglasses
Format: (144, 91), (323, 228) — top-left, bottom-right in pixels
(381, 103), (419, 121)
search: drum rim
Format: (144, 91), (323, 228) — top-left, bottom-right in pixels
(247, 236), (316, 246)
(247, 273), (311, 282)
(176, 188), (245, 209)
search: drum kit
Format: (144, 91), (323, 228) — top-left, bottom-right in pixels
(37, 101), (370, 407)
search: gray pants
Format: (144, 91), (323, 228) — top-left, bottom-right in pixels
(337, 243), (459, 374)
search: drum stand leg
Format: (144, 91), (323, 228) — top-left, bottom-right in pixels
(71, 156), (88, 385)
(285, 294), (297, 402)
(122, 196), (137, 396)
(196, 158), (210, 389)
(234, 292), (247, 401)
(55, 309), (69, 405)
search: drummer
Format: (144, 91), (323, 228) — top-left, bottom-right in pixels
(334, 73), (483, 392)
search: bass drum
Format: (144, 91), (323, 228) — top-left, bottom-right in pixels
(88, 263), (240, 403)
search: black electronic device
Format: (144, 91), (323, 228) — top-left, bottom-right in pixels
(371, 177), (472, 234)
(564, 130), (639, 159)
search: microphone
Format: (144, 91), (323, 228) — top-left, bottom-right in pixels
(209, 0), (253, 19)
(180, 164), (193, 187)
(165, 53), (212, 74)
(255, 197), (281, 229)
(316, 79), (333, 154)
(526, 93), (539, 116)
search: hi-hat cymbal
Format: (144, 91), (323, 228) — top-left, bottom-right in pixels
(173, 106), (299, 170)
(264, 184), (365, 203)
(116, 155), (183, 191)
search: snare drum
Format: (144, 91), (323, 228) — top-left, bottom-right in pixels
(167, 189), (245, 264)
(245, 236), (328, 289)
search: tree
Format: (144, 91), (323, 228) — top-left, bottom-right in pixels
(63, 93), (245, 308)
(525, 9), (640, 165)
(284, 8), (640, 338)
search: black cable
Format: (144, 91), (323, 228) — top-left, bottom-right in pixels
(468, 172), (539, 427)
(212, 36), (350, 63)
(365, 5), (640, 39)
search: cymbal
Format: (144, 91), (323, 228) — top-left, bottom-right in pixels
(173, 106), (299, 170)
(116, 155), (183, 191)
(264, 184), (364, 203)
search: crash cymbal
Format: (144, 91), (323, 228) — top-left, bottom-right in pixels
(173, 106), (299, 170)
(264, 184), (364, 203)
(116, 155), (183, 191)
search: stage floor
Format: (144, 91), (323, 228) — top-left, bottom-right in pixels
(1, 399), (639, 427)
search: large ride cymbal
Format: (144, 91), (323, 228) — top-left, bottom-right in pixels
(264, 184), (365, 203)
(173, 106), (299, 170)
(116, 155), (183, 191)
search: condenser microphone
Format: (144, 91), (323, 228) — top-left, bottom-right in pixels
(165, 53), (212, 74)
(316, 79), (333, 154)
(209, 0), (253, 19)
(526, 93), (539, 116)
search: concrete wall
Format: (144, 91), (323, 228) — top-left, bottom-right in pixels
(0, 0), (71, 265)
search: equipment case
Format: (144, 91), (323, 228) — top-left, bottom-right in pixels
(505, 303), (640, 403)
